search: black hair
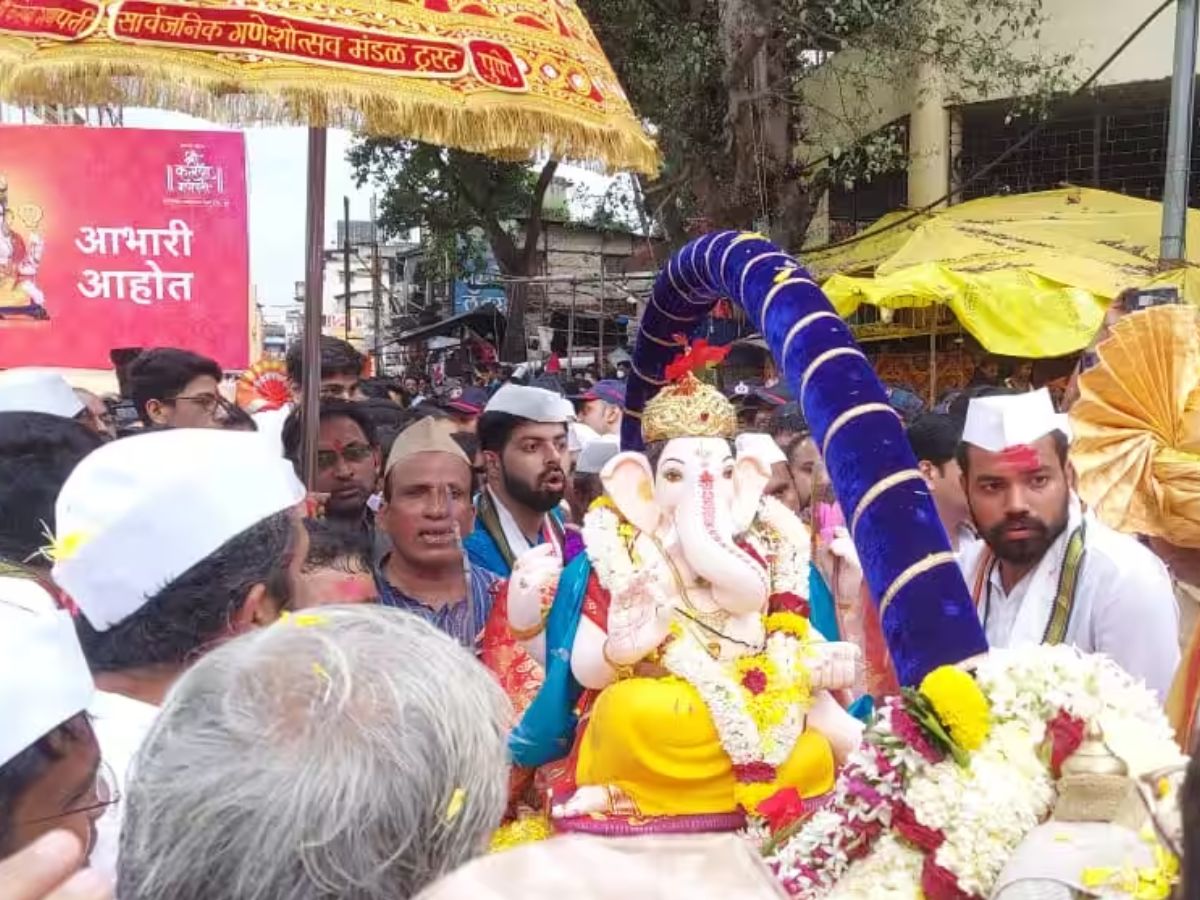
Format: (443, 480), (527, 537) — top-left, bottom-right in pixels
(785, 432), (815, 468)
(75, 510), (297, 673)
(452, 432), (479, 460)
(222, 405), (258, 432)
(906, 413), (960, 469)
(127, 348), (223, 426)
(301, 519), (371, 574)
(476, 411), (524, 455)
(769, 404), (808, 439)
(281, 399), (379, 473)
(0, 713), (91, 855)
(0, 413), (101, 566)
(285, 335), (365, 387)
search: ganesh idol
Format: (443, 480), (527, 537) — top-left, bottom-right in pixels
(0, 176), (48, 321)
(505, 359), (865, 833)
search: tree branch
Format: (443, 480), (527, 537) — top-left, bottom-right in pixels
(520, 159), (560, 274)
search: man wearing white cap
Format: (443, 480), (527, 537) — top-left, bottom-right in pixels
(957, 388), (1179, 697)
(0, 575), (107, 864)
(465, 384), (574, 577)
(0, 369), (84, 418)
(52, 429), (308, 881)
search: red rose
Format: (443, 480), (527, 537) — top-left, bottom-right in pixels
(758, 787), (807, 832)
(921, 856), (982, 900)
(1045, 710), (1087, 776)
(769, 591), (811, 618)
(741, 667), (768, 695)
(892, 802), (944, 853)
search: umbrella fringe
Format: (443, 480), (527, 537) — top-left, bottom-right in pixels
(0, 59), (661, 176)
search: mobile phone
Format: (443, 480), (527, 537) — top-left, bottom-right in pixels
(1122, 286), (1180, 312)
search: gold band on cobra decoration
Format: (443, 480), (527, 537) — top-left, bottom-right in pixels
(850, 469), (925, 538)
(799, 347), (866, 403)
(629, 361), (668, 387)
(821, 403), (899, 458)
(639, 328), (685, 349)
(879, 552), (959, 618)
(759, 276), (818, 332)
(648, 295), (701, 324)
(737, 252), (792, 304)
(782, 311), (840, 360)
(624, 408), (642, 419)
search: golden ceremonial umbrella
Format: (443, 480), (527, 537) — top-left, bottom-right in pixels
(0, 0), (658, 479)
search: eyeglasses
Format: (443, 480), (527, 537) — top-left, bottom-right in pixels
(21, 759), (121, 828)
(168, 393), (232, 417)
(317, 442), (374, 471)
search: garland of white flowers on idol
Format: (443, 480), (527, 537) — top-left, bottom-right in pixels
(766, 645), (1185, 900)
(581, 496), (819, 820)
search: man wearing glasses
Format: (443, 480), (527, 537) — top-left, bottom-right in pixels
(282, 399), (382, 543)
(127, 347), (230, 430)
(0, 575), (113, 869)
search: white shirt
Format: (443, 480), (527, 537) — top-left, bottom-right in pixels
(958, 511), (1180, 700)
(89, 689), (159, 884)
(488, 487), (560, 560)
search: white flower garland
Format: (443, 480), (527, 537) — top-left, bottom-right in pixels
(769, 645), (1184, 900)
(660, 628), (810, 767)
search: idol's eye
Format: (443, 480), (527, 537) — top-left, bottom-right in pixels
(722, 464), (735, 479)
(662, 469), (684, 484)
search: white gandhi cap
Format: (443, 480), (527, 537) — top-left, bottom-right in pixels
(962, 387), (1072, 453)
(484, 384), (575, 423)
(0, 576), (94, 767)
(53, 429), (306, 631)
(0, 369), (84, 419)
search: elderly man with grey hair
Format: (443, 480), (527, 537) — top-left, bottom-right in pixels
(117, 606), (511, 900)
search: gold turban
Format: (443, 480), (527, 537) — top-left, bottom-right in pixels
(641, 372), (737, 443)
(1070, 304), (1200, 548)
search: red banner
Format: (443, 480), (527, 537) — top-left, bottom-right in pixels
(0, 125), (249, 369)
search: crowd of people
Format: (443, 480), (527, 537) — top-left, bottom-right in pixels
(2, 312), (1200, 899)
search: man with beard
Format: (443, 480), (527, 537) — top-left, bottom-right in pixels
(281, 399), (380, 532)
(957, 389), (1178, 698)
(465, 384), (573, 577)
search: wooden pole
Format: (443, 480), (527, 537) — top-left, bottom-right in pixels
(301, 127), (327, 488)
(343, 196), (351, 341)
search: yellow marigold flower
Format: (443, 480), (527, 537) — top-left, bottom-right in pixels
(489, 815), (552, 852)
(919, 665), (991, 752)
(764, 612), (810, 640)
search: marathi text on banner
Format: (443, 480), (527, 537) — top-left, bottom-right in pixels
(0, 0), (101, 40)
(74, 220), (195, 306)
(104, 0), (531, 86)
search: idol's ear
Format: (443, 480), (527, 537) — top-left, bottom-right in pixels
(731, 452), (771, 533)
(600, 452), (661, 535)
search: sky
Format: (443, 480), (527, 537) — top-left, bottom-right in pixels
(111, 109), (621, 316)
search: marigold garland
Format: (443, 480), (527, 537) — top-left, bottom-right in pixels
(919, 666), (992, 752)
(765, 611), (811, 641)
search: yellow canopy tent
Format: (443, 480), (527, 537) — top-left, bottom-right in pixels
(804, 187), (1200, 358)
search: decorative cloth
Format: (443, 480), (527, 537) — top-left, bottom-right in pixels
(1071, 305), (1200, 548)
(620, 231), (988, 685)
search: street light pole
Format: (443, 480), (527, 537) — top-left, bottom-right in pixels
(1160, 0), (1199, 265)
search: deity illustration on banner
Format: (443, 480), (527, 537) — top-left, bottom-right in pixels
(0, 174), (49, 322)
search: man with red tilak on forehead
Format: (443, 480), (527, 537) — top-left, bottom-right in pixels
(956, 388), (1180, 698)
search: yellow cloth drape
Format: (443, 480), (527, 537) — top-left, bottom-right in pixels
(576, 676), (835, 816)
(806, 188), (1200, 358)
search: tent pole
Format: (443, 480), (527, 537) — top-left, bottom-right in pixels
(301, 126), (328, 488)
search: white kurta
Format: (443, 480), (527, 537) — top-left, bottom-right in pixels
(88, 689), (159, 884)
(958, 505), (1180, 700)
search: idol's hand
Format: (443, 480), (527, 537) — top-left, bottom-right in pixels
(0, 832), (111, 900)
(604, 577), (673, 667)
(808, 641), (862, 692)
(507, 543), (562, 638)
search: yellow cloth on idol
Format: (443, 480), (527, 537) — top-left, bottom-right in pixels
(575, 676), (834, 816)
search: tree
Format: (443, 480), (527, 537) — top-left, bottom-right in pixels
(348, 142), (558, 359)
(576, 0), (1074, 250)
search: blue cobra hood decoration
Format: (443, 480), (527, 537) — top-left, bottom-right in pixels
(620, 232), (988, 686)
